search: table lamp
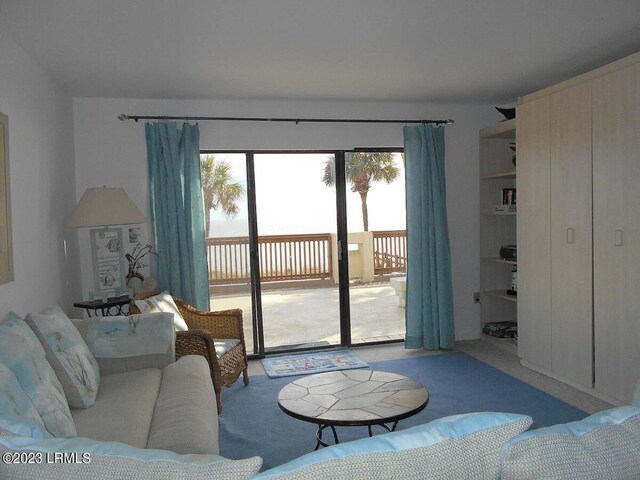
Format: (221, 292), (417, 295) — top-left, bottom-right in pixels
(67, 187), (146, 301)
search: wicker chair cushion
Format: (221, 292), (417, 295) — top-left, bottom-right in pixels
(133, 291), (189, 331)
(214, 339), (240, 357)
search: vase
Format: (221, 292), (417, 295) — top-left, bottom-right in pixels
(126, 277), (144, 296)
(142, 277), (157, 292)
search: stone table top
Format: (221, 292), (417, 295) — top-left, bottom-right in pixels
(278, 369), (429, 426)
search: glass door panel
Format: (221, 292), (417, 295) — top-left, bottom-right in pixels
(201, 153), (257, 354)
(345, 151), (406, 344)
(254, 153), (341, 352)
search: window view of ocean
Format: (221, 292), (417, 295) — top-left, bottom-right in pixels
(206, 153), (405, 238)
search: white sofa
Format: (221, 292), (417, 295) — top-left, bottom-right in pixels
(0, 309), (262, 480)
(2, 307), (640, 479)
(72, 318), (219, 453)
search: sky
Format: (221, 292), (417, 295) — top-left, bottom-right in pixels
(205, 153), (406, 237)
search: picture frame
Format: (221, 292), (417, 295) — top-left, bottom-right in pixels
(89, 227), (130, 300)
(0, 112), (13, 285)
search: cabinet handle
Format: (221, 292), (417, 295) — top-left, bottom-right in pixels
(614, 229), (623, 247)
(566, 228), (575, 244)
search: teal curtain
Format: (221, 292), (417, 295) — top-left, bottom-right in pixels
(145, 122), (209, 311)
(403, 125), (454, 350)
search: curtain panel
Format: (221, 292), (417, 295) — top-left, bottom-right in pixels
(403, 125), (455, 350)
(145, 122), (209, 310)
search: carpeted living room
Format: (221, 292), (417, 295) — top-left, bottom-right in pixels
(1, 2), (640, 479)
(220, 342), (611, 470)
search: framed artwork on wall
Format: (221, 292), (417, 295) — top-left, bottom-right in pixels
(0, 112), (13, 285)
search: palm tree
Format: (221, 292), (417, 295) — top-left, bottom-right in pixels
(200, 155), (245, 236)
(322, 152), (400, 231)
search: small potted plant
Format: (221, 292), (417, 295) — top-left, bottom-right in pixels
(125, 243), (157, 294)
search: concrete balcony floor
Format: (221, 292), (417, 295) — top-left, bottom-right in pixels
(210, 282), (405, 353)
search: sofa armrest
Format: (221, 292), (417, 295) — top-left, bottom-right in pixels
(72, 315), (176, 375)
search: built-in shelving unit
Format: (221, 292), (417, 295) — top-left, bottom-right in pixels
(479, 118), (517, 353)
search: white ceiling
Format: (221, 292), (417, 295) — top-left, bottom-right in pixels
(1, 1), (640, 104)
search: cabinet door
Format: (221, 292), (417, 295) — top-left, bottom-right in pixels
(549, 83), (593, 388)
(593, 63), (640, 404)
(517, 97), (552, 370)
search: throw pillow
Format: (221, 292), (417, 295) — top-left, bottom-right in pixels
(0, 313), (76, 438)
(253, 412), (533, 479)
(86, 312), (175, 358)
(0, 435), (262, 480)
(25, 305), (100, 409)
(499, 406), (640, 479)
(134, 291), (189, 331)
(0, 363), (51, 440)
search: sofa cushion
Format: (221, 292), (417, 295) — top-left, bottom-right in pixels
(0, 435), (262, 480)
(134, 291), (189, 331)
(0, 313), (75, 438)
(71, 368), (161, 448)
(253, 412), (533, 479)
(146, 355), (219, 454)
(25, 305), (100, 409)
(0, 363), (51, 439)
(499, 406), (640, 479)
(86, 313), (175, 358)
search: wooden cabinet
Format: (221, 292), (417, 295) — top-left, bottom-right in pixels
(518, 84), (593, 389)
(517, 52), (640, 404)
(549, 83), (593, 389)
(592, 62), (640, 403)
(516, 97), (551, 371)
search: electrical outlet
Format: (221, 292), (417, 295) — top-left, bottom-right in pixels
(473, 292), (480, 304)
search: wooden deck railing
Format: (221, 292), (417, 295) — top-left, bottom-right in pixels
(372, 230), (407, 274)
(206, 230), (406, 285)
(206, 233), (332, 285)
(258, 233), (333, 282)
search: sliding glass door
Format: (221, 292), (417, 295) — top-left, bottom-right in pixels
(345, 151), (407, 344)
(202, 149), (405, 356)
(203, 153), (257, 353)
(253, 153), (341, 352)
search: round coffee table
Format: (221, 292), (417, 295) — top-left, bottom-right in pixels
(278, 369), (429, 449)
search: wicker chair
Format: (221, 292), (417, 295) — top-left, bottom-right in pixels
(129, 290), (249, 412)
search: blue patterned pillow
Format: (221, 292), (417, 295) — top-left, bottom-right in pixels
(0, 313), (75, 438)
(25, 306), (100, 409)
(499, 406), (640, 479)
(0, 363), (51, 439)
(254, 412), (533, 479)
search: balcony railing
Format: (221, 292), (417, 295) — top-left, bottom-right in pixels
(206, 230), (406, 286)
(372, 230), (407, 274)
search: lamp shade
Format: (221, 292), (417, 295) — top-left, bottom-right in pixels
(66, 187), (146, 227)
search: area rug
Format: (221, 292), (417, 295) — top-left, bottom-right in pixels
(261, 349), (369, 378)
(220, 352), (588, 471)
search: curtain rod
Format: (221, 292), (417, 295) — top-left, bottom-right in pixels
(117, 114), (454, 126)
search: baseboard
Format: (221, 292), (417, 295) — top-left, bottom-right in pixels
(520, 360), (623, 407)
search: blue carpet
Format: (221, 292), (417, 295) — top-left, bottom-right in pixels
(219, 352), (587, 470)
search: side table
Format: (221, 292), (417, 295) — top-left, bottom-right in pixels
(74, 295), (131, 317)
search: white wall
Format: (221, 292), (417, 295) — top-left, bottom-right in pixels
(73, 97), (499, 340)
(0, 28), (79, 319)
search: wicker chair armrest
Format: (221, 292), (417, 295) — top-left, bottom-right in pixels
(175, 328), (216, 355)
(175, 329), (221, 373)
